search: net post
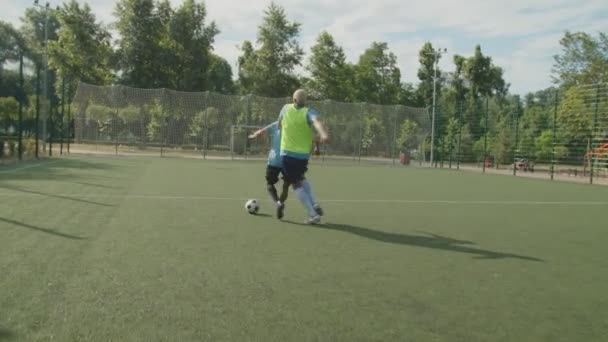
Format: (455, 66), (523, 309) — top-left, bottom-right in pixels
(112, 85), (118, 156)
(202, 92), (209, 160)
(590, 84), (600, 184)
(483, 97), (489, 173)
(512, 100), (520, 177)
(67, 78), (72, 154)
(17, 53), (24, 161)
(358, 103), (364, 163)
(60, 75), (65, 155)
(160, 88), (167, 157)
(391, 111), (397, 166)
(230, 125), (234, 161)
(550, 89), (558, 180)
(35, 65), (40, 159)
(456, 99), (462, 170)
(244, 94), (252, 160)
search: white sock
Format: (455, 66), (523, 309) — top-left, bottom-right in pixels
(302, 179), (317, 205)
(295, 187), (316, 216)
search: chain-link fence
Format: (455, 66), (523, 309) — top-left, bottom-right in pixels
(71, 82), (431, 164)
(433, 83), (608, 184)
(71, 82), (608, 184)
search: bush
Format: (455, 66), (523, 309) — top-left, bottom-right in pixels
(8, 141), (16, 158)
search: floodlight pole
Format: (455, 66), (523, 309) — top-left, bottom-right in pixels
(426, 48), (446, 167)
(34, 1), (53, 154)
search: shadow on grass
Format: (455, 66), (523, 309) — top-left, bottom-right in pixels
(285, 221), (543, 262)
(0, 185), (115, 208)
(0, 158), (128, 182)
(69, 181), (122, 190)
(0, 326), (15, 341)
(0, 217), (84, 240)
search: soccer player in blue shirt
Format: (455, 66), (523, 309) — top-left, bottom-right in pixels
(249, 122), (290, 219)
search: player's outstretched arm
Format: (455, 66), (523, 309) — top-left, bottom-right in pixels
(248, 122), (275, 139)
(312, 117), (329, 143)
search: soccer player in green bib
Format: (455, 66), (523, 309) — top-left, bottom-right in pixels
(278, 89), (329, 224)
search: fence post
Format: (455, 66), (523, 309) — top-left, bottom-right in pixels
(202, 92), (208, 160)
(551, 89), (558, 180)
(358, 103), (364, 163)
(590, 84), (600, 184)
(35, 66), (40, 159)
(18, 53), (24, 161)
(245, 95), (252, 160)
(483, 97), (489, 173)
(512, 106), (520, 176)
(112, 85), (118, 156)
(456, 99), (462, 170)
(67, 78), (71, 154)
(160, 88), (166, 157)
(391, 111), (398, 166)
(60, 76), (65, 155)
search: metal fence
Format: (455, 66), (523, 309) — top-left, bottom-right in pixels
(70, 82), (608, 184)
(432, 83), (608, 184)
(71, 82), (431, 164)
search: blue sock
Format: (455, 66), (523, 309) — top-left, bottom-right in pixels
(302, 179), (317, 205)
(295, 187), (315, 216)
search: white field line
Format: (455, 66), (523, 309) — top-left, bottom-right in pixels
(0, 160), (62, 174)
(0, 192), (606, 206)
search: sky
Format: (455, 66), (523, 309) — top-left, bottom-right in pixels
(2, 0), (607, 95)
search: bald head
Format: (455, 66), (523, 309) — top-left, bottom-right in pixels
(293, 89), (307, 106)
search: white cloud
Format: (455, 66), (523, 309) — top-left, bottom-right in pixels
(1, 0), (606, 94)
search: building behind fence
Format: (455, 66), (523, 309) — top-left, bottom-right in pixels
(68, 82), (608, 184)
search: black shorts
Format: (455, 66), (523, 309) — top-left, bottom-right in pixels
(282, 156), (308, 184)
(266, 165), (283, 185)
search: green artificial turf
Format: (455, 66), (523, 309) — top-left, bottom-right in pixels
(1, 155), (607, 341)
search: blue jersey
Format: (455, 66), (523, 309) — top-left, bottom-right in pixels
(268, 122), (282, 167)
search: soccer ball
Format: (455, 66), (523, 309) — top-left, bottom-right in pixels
(245, 199), (259, 214)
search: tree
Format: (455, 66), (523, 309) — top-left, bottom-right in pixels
(355, 42), (401, 105)
(552, 31), (608, 86)
(114, 0), (168, 88)
(535, 129), (569, 162)
(0, 96), (19, 131)
(306, 31), (353, 101)
(396, 119), (419, 153)
(207, 54), (234, 94)
(417, 42), (441, 106)
(166, 0), (219, 91)
(48, 0), (113, 97)
(464, 45), (507, 98)
(237, 3), (303, 97)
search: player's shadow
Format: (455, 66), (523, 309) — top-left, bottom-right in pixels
(0, 327), (15, 341)
(287, 221), (543, 262)
(0, 217), (85, 240)
(0, 184), (115, 208)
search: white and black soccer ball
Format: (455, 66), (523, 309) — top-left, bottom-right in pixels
(245, 199), (259, 214)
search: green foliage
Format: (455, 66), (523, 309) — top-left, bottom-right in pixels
(417, 42), (441, 106)
(48, 0), (113, 90)
(237, 3), (303, 97)
(146, 100), (167, 142)
(396, 119), (419, 151)
(355, 42), (401, 105)
(438, 117), (459, 158)
(552, 31), (608, 86)
(534, 129), (569, 162)
(361, 115), (385, 152)
(473, 135), (494, 160)
(306, 31), (353, 101)
(464, 45), (507, 98)
(0, 97), (19, 132)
